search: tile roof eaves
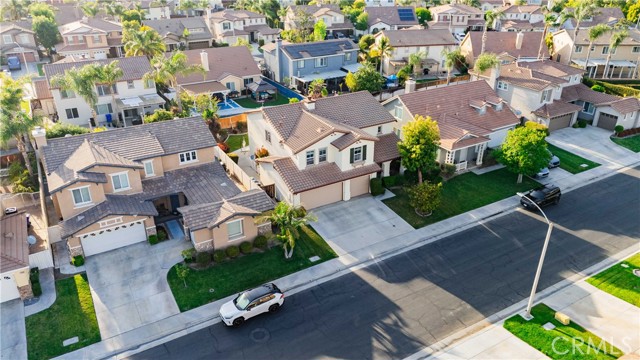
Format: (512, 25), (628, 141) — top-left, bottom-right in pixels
(290, 129), (346, 154)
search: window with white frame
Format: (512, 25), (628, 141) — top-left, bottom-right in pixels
(111, 172), (130, 191)
(244, 77), (253, 87)
(582, 101), (594, 114)
(574, 45), (583, 53)
(71, 186), (92, 206)
(2, 34), (11, 43)
(265, 130), (271, 143)
(226, 82), (235, 91)
(540, 88), (553, 103)
(77, 35), (84, 43)
(227, 218), (244, 239)
(92, 34), (101, 43)
(602, 46), (609, 54)
(590, 45), (595, 51)
(377, 126), (382, 134)
(179, 150), (197, 164)
(297, 60), (304, 68)
(315, 57), (327, 67)
(127, 80), (135, 89)
(144, 79), (154, 88)
(96, 84), (116, 96)
(306, 150), (315, 165)
(350, 145), (366, 163)
(318, 148), (327, 162)
(95, 103), (113, 115)
(394, 105), (403, 119)
(143, 160), (155, 176)
(18, 34), (28, 44)
(65, 108), (79, 119)
(345, 52), (352, 61)
(60, 89), (75, 99)
(99, 217), (122, 228)
(497, 81), (508, 90)
(223, 22), (231, 30)
(633, 46), (640, 53)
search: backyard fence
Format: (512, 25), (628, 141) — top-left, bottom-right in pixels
(215, 147), (260, 191)
(1, 192), (40, 213)
(414, 74), (471, 91)
(218, 113), (247, 128)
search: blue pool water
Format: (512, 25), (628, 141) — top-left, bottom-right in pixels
(165, 220), (184, 240)
(219, 99), (241, 111)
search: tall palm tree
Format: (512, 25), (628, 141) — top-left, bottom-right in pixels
(144, 51), (205, 112)
(124, 26), (167, 58)
(80, 1), (100, 18)
(178, 0), (196, 17)
(103, 1), (125, 21)
(582, 24), (611, 77)
(97, 61), (123, 120)
(443, 48), (462, 85)
(603, 29), (628, 79)
(257, 202), (317, 259)
(408, 51), (426, 78)
(481, 9), (505, 55)
(1, 0), (28, 21)
(559, 0), (598, 65)
(538, 13), (557, 59)
(374, 36), (393, 76)
(50, 63), (102, 129)
(0, 74), (38, 177)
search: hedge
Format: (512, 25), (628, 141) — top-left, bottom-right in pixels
(370, 178), (385, 196)
(45, 123), (89, 139)
(583, 78), (640, 97)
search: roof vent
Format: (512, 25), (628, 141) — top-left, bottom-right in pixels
(316, 127), (324, 133)
(220, 182), (227, 186)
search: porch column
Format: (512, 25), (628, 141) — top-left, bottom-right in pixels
(382, 161), (391, 177)
(342, 180), (351, 201)
(476, 143), (485, 165)
(121, 109), (126, 127)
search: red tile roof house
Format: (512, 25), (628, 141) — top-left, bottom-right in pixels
(1, 213), (33, 302)
(246, 91), (401, 210)
(383, 80), (519, 173)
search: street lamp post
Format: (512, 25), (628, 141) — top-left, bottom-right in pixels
(13, 42), (30, 74)
(517, 192), (554, 319)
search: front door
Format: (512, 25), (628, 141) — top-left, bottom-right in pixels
(170, 195), (180, 212)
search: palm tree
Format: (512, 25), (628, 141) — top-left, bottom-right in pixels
(559, 0), (598, 65)
(258, 202), (317, 259)
(408, 51), (426, 78)
(374, 36), (393, 76)
(538, 13), (557, 59)
(124, 26), (167, 58)
(178, 0), (196, 17)
(582, 24), (611, 77)
(50, 63), (102, 129)
(0, 74), (38, 177)
(481, 9), (505, 54)
(443, 48), (462, 85)
(97, 61), (123, 120)
(103, 1), (125, 21)
(602, 29), (628, 79)
(80, 1), (100, 17)
(1, 0), (28, 21)
(307, 79), (327, 99)
(144, 51), (205, 112)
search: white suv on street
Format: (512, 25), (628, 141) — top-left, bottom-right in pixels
(219, 283), (285, 326)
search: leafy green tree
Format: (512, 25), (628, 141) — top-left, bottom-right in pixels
(32, 16), (60, 57)
(258, 202), (317, 259)
(473, 52), (499, 73)
(355, 12), (368, 31)
(80, 1), (100, 17)
(234, 37), (252, 50)
(313, 19), (327, 41)
(289, 98), (300, 104)
(493, 126), (550, 183)
(408, 182), (442, 216)
(603, 29), (627, 78)
(178, 0), (196, 17)
(308, 79), (327, 99)
(28, 3), (55, 20)
(45, 123), (90, 139)
(143, 109), (174, 123)
(442, 49), (465, 84)
(408, 51), (426, 77)
(50, 63), (103, 128)
(175, 263), (189, 287)
(358, 34), (375, 60)
(121, 9), (143, 23)
(144, 51), (205, 112)
(344, 63), (385, 93)
(103, 1), (125, 21)
(124, 26), (166, 58)
(397, 115), (440, 184)
(415, 8), (431, 26)
(628, 2), (640, 23)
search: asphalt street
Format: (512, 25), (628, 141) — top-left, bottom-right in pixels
(128, 167), (640, 360)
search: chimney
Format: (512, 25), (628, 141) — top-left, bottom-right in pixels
(487, 63), (501, 90)
(515, 32), (524, 50)
(303, 99), (315, 110)
(405, 78), (416, 94)
(31, 126), (47, 149)
(200, 50), (209, 71)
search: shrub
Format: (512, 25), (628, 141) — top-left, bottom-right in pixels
(614, 125), (624, 135)
(382, 175), (399, 188)
(228, 153), (239, 164)
(45, 123), (89, 139)
(218, 128), (229, 140)
(71, 255), (84, 267)
(8, 161), (37, 193)
(239, 241), (253, 254)
(30, 268), (42, 297)
(225, 245), (240, 258)
(236, 121), (247, 132)
(583, 77), (640, 97)
(370, 178), (385, 196)
(157, 228), (168, 241)
(181, 248), (196, 261)
(196, 251), (211, 266)
(572, 122), (580, 128)
(148, 234), (159, 245)
(253, 235), (268, 249)
(213, 249), (226, 263)
(217, 142), (230, 153)
(289, 98), (300, 104)
(255, 147), (269, 158)
(258, 38), (265, 47)
(441, 163), (457, 177)
(407, 182), (442, 216)
(578, 119), (587, 128)
(591, 84), (605, 93)
(143, 109), (174, 123)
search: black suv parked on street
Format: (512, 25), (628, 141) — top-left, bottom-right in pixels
(520, 185), (561, 209)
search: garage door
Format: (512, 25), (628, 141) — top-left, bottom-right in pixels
(80, 221), (147, 257)
(300, 182), (343, 209)
(597, 112), (618, 131)
(548, 113), (573, 132)
(7, 52), (36, 63)
(189, 41), (210, 49)
(350, 175), (370, 198)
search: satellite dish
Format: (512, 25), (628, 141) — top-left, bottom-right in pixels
(27, 235), (37, 245)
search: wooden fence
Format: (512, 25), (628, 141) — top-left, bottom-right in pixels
(218, 113), (247, 129)
(415, 74), (472, 91)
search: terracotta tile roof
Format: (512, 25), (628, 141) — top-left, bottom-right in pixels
(180, 81), (228, 94)
(314, 91), (397, 128)
(289, 4), (342, 18)
(501, 20), (537, 31)
(497, 61), (576, 91)
(429, 4), (483, 14)
(373, 133), (400, 163)
(273, 158), (380, 193)
(466, 31), (548, 60)
(499, 5), (543, 14)
(44, 56), (151, 88)
(176, 47), (261, 85)
(533, 101), (582, 118)
(326, 22), (354, 30)
(517, 60), (584, 77)
(1, 213), (29, 273)
(560, 83), (622, 105)
(32, 78), (52, 99)
(59, 18), (121, 34)
(209, 9), (264, 22)
(143, 17), (213, 41)
(609, 98), (640, 114)
(365, 6), (419, 27)
(243, 25), (280, 35)
(559, 28), (640, 46)
(438, 115), (491, 150)
(378, 29), (456, 47)
(331, 130), (378, 151)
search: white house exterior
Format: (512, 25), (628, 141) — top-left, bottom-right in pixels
(365, 6), (419, 34)
(494, 5), (546, 32)
(206, 9), (280, 45)
(427, 4), (484, 35)
(285, 5), (354, 37)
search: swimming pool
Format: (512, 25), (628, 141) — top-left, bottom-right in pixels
(218, 99), (241, 111)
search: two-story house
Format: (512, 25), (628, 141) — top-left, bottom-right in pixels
(480, 0), (506, 12)
(495, 5), (545, 32)
(247, 91), (400, 209)
(0, 21), (40, 63)
(383, 80), (519, 172)
(141, 0), (175, 20)
(206, 9), (280, 45)
(56, 18), (123, 59)
(427, 4), (485, 35)
(365, 6), (419, 35)
(285, 5), (354, 38)
(262, 39), (359, 93)
(44, 56), (165, 127)
(559, 7), (623, 30)
(375, 29), (457, 77)
(34, 116), (274, 257)
(363, 0), (395, 7)
(460, 31), (548, 68)
(143, 17), (213, 51)
(552, 28), (640, 80)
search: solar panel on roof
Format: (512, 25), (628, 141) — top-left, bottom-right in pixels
(398, 8), (416, 21)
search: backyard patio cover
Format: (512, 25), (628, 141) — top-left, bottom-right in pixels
(341, 63), (362, 73)
(294, 70), (349, 83)
(247, 79), (277, 93)
(115, 94), (165, 110)
(572, 59), (637, 67)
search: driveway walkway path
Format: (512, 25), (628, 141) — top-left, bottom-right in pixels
(0, 299), (27, 360)
(547, 126), (638, 167)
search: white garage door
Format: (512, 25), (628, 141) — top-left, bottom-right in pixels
(1, 273), (20, 302)
(80, 221), (147, 257)
(350, 175), (370, 198)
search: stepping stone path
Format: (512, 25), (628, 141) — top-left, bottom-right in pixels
(63, 337), (79, 346)
(543, 322), (556, 331)
(309, 256), (320, 262)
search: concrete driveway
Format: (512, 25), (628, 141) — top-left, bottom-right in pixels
(0, 299), (27, 360)
(311, 195), (413, 258)
(547, 126), (638, 167)
(84, 238), (191, 339)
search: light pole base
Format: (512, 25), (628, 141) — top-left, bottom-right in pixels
(519, 312), (534, 321)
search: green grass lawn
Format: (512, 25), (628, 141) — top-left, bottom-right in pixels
(546, 142), (600, 174)
(611, 135), (640, 153)
(226, 134), (249, 152)
(36, 63), (44, 76)
(235, 95), (292, 108)
(26, 274), (101, 360)
(168, 225), (336, 312)
(504, 303), (623, 360)
(383, 168), (539, 228)
(586, 253), (640, 307)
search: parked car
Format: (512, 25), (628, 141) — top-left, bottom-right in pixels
(219, 283), (284, 326)
(548, 153), (560, 168)
(535, 167), (550, 179)
(520, 184), (561, 209)
(7, 56), (21, 70)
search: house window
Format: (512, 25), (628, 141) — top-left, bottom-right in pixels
(574, 45), (583, 53)
(226, 82), (236, 91)
(582, 101), (594, 114)
(540, 88), (553, 103)
(96, 84), (116, 96)
(71, 186), (92, 206)
(60, 89), (75, 99)
(92, 35), (100, 43)
(590, 45), (595, 51)
(377, 126), (382, 134)
(127, 80), (135, 89)
(111, 172), (130, 192)
(95, 103), (113, 115)
(633, 46), (640, 53)
(243, 77), (253, 87)
(394, 105), (403, 119)
(497, 81), (508, 90)
(144, 79), (154, 88)
(179, 150), (198, 164)
(265, 130), (271, 143)
(315, 57), (327, 67)
(143, 160), (155, 176)
(77, 36), (84, 43)
(99, 217), (123, 228)
(227, 219), (244, 239)
(345, 52), (352, 61)
(602, 46), (609, 54)
(2, 34), (11, 43)
(306, 150), (315, 165)
(223, 22), (231, 30)
(65, 108), (79, 119)
(350, 145), (367, 163)
(318, 148), (327, 162)
(67, 35), (74, 44)
(297, 60), (304, 68)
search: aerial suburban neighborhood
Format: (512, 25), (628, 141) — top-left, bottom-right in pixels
(0, 0), (638, 359)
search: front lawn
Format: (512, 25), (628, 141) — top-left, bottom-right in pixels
(235, 95), (292, 108)
(26, 274), (101, 360)
(226, 133), (249, 152)
(586, 253), (640, 307)
(546, 142), (600, 174)
(611, 135), (640, 153)
(504, 303), (623, 360)
(168, 225), (336, 312)
(383, 168), (539, 228)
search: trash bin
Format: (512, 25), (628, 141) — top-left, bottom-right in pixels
(89, 117), (96, 127)
(105, 113), (112, 127)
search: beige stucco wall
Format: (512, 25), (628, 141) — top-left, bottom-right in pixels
(55, 182), (107, 220)
(161, 147), (216, 172)
(300, 182), (343, 209)
(91, 165), (143, 195)
(86, 34), (107, 48)
(13, 267), (30, 287)
(139, 156), (165, 179)
(190, 215), (260, 251)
